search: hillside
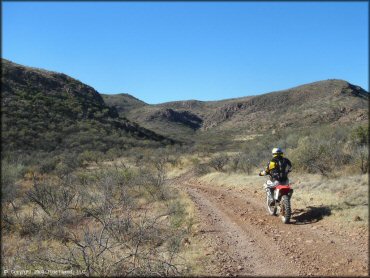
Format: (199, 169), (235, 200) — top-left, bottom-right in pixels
(202, 79), (369, 133)
(2, 58), (368, 149)
(105, 79), (368, 141)
(1, 59), (173, 154)
(101, 93), (146, 115)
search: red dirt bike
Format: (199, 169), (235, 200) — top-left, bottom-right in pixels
(264, 181), (294, 224)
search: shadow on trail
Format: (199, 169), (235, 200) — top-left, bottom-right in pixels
(291, 206), (331, 225)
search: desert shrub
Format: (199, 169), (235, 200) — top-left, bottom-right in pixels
(1, 160), (25, 231)
(134, 152), (171, 200)
(26, 179), (78, 218)
(352, 145), (369, 174)
(228, 155), (241, 172)
(284, 132), (301, 149)
(105, 147), (124, 161)
(1, 160), (24, 203)
(168, 200), (187, 229)
(78, 150), (103, 165)
(350, 125), (369, 146)
(17, 162), (188, 276)
(208, 154), (229, 172)
(194, 163), (212, 177)
(290, 136), (350, 176)
(37, 155), (59, 174)
(53, 152), (81, 177)
(239, 154), (258, 174)
(19, 214), (39, 237)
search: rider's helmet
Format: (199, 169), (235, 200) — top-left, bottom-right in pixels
(272, 147), (283, 157)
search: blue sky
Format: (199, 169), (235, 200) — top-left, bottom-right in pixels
(3, 2), (368, 104)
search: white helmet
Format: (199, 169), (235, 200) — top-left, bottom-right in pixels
(272, 147), (283, 156)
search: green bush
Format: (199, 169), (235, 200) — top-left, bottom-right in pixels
(350, 125), (369, 146)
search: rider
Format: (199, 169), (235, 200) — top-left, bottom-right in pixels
(259, 147), (292, 205)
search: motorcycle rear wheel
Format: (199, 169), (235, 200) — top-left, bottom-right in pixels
(280, 195), (291, 224)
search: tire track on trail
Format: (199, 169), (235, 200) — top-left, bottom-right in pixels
(171, 173), (368, 276)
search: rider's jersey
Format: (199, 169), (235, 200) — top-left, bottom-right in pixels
(265, 155), (292, 182)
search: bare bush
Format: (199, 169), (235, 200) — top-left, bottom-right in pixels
(193, 163), (211, 177)
(291, 137), (350, 176)
(353, 145), (369, 174)
(1, 160), (24, 204)
(26, 178), (79, 219)
(229, 152), (260, 175)
(208, 154), (229, 172)
(4, 150), (191, 276)
(1, 160), (24, 229)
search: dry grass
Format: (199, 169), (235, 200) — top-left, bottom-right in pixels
(233, 133), (263, 142)
(173, 190), (213, 275)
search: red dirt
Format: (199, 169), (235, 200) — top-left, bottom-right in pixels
(170, 173), (368, 276)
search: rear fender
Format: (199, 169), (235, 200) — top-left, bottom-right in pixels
(274, 186), (292, 200)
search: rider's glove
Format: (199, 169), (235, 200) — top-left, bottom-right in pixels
(259, 171), (266, 176)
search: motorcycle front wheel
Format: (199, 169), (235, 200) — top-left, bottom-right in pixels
(266, 194), (277, 216)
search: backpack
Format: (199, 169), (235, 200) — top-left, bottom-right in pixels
(270, 157), (291, 182)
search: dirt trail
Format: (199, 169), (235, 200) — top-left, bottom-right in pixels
(170, 172), (368, 276)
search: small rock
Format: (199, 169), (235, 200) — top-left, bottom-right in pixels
(354, 216), (362, 221)
(182, 237), (191, 245)
(237, 265), (243, 270)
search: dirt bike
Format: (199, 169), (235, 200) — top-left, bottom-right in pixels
(264, 180), (293, 224)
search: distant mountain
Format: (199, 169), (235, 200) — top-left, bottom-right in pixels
(202, 79), (369, 132)
(105, 79), (368, 141)
(1, 59), (174, 154)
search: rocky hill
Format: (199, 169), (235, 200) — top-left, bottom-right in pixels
(202, 79), (369, 132)
(1, 59), (173, 154)
(106, 79), (368, 141)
